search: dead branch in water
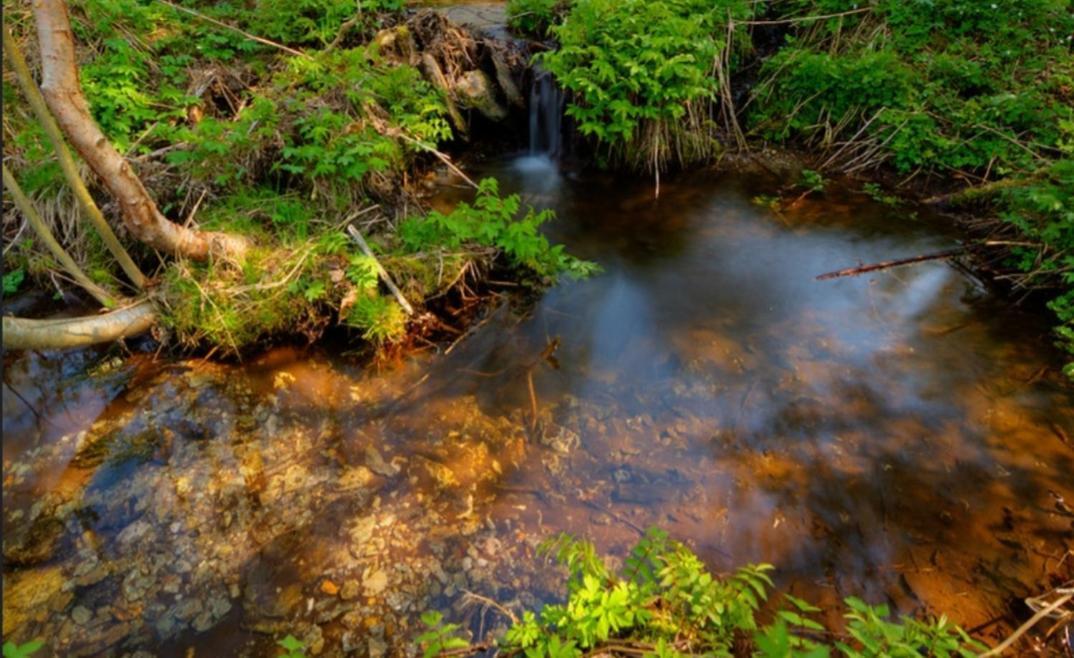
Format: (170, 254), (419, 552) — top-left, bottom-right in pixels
(815, 249), (964, 281)
(980, 587), (1072, 657)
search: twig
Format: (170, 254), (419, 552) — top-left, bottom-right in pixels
(815, 249), (964, 280)
(155, 0), (311, 59)
(183, 189), (208, 229)
(733, 7), (871, 26)
(346, 225), (415, 315)
(980, 592), (1072, 656)
(397, 133), (479, 189)
(527, 369), (539, 431)
(3, 164), (117, 307)
(461, 589), (519, 624)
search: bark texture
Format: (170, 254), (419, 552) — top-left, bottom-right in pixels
(31, 0), (247, 261)
(2, 301), (157, 350)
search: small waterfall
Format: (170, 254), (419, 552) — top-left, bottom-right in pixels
(528, 70), (564, 157)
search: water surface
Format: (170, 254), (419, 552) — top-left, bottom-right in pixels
(3, 157), (1072, 656)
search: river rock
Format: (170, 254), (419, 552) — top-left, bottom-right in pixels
(71, 605), (92, 625)
(340, 580), (361, 601)
(455, 70), (508, 121)
(3, 564), (65, 636)
(363, 568), (389, 597)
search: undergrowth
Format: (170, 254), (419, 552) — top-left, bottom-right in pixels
(418, 529), (986, 657)
(747, 0), (1074, 374)
(158, 178), (595, 352)
(3, 0), (594, 354)
(506, 0), (570, 39)
(527, 0), (1074, 374)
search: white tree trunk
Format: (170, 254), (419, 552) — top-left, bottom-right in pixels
(31, 0), (247, 261)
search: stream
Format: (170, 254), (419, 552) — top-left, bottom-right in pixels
(4, 100), (1074, 658)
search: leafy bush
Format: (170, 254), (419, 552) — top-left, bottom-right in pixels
(999, 159), (1074, 375)
(399, 178), (598, 281)
(421, 530), (986, 657)
(166, 45), (451, 196)
(538, 0), (754, 171)
(252, 0), (405, 46)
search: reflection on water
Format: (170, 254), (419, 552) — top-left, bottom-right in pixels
(3, 159), (1073, 656)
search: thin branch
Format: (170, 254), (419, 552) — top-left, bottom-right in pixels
(980, 592), (1072, 657)
(3, 25), (147, 289)
(3, 163), (117, 307)
(346, 225), (415, 315)
(815, 248), (964, 280)
(733, 7), (871, 26)
(155, 0), (311, 59)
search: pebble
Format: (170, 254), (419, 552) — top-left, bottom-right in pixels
(364, 569), (389, 596)
(320, 579), (340, 596)
(340, 580), (360, 601)
(71, 606), (92, 625)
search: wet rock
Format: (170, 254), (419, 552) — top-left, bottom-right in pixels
(341, 630), (361, 653)
(423, 458), (458, 488)
(338, 465), (374, 490)
(364, 568), (389, 597)
(303, 624), (325, 655)
(340, 580), (361, 601)
(3, 512), (66, 566)
(174, 599), (203, 621)
(71, 605), (93, 625)
(3, 564), (65, 636)
(117, 519), (152, 546)
(340, 610), (364, 631)
(192, 610), (214, 632)
(455, 69), (508, 121)
(367, 636), (388, 658)
(121, 569), (153, 602)
(71, 621), (131, 657)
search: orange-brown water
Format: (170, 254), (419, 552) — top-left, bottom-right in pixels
(3, 162), (1072, 656)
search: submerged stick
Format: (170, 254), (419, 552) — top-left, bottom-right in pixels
(345, 225), (415, 315)
(815, 248), (963, 281)
(979, 592), (1072, 657)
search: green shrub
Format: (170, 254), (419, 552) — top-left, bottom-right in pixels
(1000, 159), (1074, 375)
(251, 0), (404, 46)
(399, 178), (598, 281)
(538, 0), (754, 171)
(421, 529), (986, 657)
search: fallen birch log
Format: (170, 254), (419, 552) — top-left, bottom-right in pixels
(2, 300), (157, 350)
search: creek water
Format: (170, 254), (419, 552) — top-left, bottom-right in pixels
(3, 151), (1074, 656)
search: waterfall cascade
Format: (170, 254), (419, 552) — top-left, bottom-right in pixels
(528, 70), (564, 157)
